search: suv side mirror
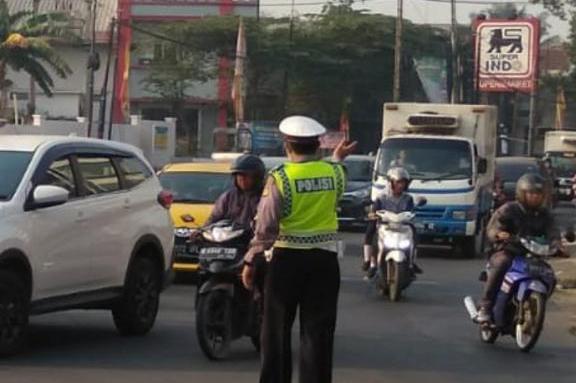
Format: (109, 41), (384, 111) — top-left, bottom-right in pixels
(478, 158), (488, 174)
(32, 185), (69, 209)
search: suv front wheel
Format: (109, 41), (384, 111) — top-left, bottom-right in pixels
(112, 257), (160, 336)
(0, 270), (29, 356)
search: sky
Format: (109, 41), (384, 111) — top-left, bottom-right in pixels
(258, 0), (570, 39)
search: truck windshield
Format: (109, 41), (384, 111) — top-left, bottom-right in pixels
(377, 138), (473, 181)
(548, 153), (576, 177)
(0, 151), (33, 201)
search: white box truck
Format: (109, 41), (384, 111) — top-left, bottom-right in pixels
(543, 131), (576, 200)
(373, 103), (497, 256)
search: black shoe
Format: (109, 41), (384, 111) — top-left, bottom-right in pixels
(412, 263), (423, 274)
(362, 260), (370, 272)
(367, 266), (377, 279)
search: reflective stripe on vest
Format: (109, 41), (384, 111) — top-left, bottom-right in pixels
(271, 161), (345, 248)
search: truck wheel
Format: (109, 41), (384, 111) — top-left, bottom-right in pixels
(0, 271), (29, 356)
(112, 257), (161, 336)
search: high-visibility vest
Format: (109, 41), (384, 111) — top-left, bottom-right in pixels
(271, 160), (345, 249)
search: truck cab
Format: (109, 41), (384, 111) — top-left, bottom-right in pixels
(373, 103), (497, 257)
(543, 131), (576, 201)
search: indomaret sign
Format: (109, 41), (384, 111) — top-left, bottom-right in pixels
(475, 19), (540, 93)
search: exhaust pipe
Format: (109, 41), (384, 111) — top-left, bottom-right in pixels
(464, 296), (479, 321)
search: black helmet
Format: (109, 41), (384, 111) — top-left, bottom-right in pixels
(231, 154), (265, 178)
(516, 173), (547, 207)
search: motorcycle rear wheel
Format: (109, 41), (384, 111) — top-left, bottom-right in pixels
(196, 290), (233, 360)
(515, 292), (546, 353)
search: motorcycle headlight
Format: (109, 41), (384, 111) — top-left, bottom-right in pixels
(174, 227), (193, 238)
(398, 239), (411, 249)
(203, 227), (245, 242)
(383, 236), (398, 248)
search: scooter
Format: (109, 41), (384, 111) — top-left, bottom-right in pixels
(191, 220), (263, 360)
(464, 236), (557, 352)
(375, 198), (425, 302)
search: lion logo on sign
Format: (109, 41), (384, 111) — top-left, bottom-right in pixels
(487, 28), (523, 54)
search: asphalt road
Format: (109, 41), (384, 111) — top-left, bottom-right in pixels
(1, 212), (575, 383)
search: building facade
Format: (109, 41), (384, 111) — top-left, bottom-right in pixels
(116, 0), (258, 157)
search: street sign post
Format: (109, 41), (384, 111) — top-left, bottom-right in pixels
(475, 19), (540, 93)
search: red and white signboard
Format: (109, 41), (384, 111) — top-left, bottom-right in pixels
(475, 19), (540, 93)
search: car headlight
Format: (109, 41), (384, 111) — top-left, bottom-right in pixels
(174, 227), (193, 238)
(345, 187), (370, 199)
(398, 239), (411, 249)
(203, 227), (245, 242)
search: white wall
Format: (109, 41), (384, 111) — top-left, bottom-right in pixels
(7, 44), (115, 121)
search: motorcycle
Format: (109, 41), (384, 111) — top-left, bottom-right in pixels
(191, 220), (263, 360)
(375, 198), (425, 302)
(464, 236), (557, 352)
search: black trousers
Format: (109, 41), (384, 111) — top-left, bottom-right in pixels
(260, 248), (340, 383)
(481, 250), (514, 308)
(364, 220), (377, 246)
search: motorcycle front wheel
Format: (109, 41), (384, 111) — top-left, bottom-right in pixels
(388, 261), (408, 302)
(196, 290), (233, 360)
(515, 292), (546, 353)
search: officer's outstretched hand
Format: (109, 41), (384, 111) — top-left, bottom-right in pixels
(241, 265), (254, 290)
(334, 138), (358, 162)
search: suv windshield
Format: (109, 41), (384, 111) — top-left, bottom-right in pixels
(159, 172), (232, 204)
(0, 151), (33, 201)
(548, 153), (576, 177)
(377, 138), (473, 181)
(497, 162), (542, 182)
(344, 159), (374, 182)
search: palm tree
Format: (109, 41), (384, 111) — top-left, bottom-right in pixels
(0, 0), (74, 118)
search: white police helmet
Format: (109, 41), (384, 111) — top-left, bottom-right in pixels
(279, 116), (327, 141)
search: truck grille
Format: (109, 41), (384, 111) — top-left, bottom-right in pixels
(415, 207), (446, 219)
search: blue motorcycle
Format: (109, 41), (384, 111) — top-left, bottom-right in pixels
(465, 236), (557, 352)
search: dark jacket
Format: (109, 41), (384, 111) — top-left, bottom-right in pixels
(205, 186), (262, 228)
(373, 193), (414, 214)
(487, 201), (559, 253)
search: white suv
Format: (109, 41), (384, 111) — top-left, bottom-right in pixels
(0, 135), (174, 355)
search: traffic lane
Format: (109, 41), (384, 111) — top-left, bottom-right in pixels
(336, 247), (576, 383)
(0, 233), (574, 383)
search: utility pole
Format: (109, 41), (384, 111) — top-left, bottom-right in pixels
(28, 0), (40, 118)
(86, 0), (99, 137)
(450, 0), (459, 104)
(393, 0), (403, 102)
(98, 19), (115, 139)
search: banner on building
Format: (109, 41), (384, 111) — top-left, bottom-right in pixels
(475, 19), (540, 93)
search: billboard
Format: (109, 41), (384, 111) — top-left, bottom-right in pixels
(475, 19), (540, 93)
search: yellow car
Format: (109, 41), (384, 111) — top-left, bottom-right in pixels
(158, 162), (232, 273)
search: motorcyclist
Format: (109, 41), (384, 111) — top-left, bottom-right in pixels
(477, 173), (560, 323)
(204, 154), (266, 228)
(363, 167), (419, 278)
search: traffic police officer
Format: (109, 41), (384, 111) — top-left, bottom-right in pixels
(241, 116), (356, 383)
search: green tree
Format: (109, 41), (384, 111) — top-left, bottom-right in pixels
(0, 0), (74, 117)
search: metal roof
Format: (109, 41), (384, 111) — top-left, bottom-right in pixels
(6, 0), (116, 42)
(0, 135), (136, 152)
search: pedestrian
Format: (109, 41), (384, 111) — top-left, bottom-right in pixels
(241, 115), (356, 383)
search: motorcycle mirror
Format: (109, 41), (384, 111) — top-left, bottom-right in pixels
(416, 197), (427, 207)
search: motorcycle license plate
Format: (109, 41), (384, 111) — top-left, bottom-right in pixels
(199, 247), (237, 260)
(174, 244), (188, 256)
